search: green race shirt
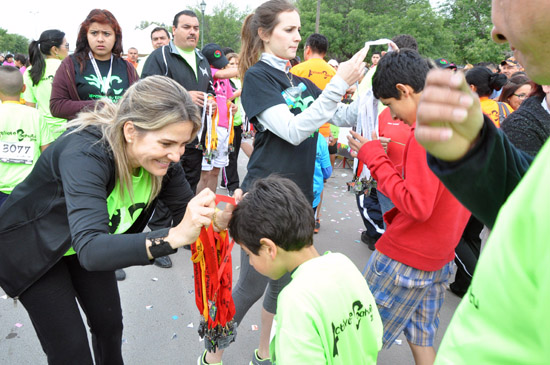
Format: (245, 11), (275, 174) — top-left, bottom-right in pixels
(271, 252), (383, 364)
(176, 46), (198, 81)
(435, 139), (550, 364)
(23, 59), (67, 138)
(0, 102), (54, 194)
(64, 167), (152, 256)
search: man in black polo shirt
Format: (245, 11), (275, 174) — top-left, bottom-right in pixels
(142, 10), (216, 268)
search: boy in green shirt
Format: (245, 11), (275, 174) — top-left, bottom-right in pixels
(0, 66), (54, 206)
(228, 176), (383, 364)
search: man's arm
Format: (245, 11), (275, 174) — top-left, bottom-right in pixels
(416, 70), (533, 228)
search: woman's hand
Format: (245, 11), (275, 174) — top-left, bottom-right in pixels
(336, 48), (368, 86)
(167, 189), (216, 247)
(415, 69), (483, 161)
(213, 203), (236, 232)
(232, 188), (245, 204)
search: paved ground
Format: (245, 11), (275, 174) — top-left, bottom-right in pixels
(0, 148), (463, 364)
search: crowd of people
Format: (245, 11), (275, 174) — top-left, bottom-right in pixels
(1, 0), (550, 363)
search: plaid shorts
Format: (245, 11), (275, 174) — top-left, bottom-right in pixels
(364, 250), (452, 348)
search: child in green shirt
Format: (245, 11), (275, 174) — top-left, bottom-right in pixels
(0, 66), (54, 206)
(228, 176), (383, 364)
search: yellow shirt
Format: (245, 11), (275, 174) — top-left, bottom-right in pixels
(291, 58), (336, 137)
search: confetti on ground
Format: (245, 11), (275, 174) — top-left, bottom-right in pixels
(251, 325), (259, 331)
(146, 305), (153, 310)
(199, 337), (204, 342)
(172, 315), (179, 320)
(171, 333), (178, 340)
(151, 277), (158, 281)
(355, 240), (361, 243)
(341, 173), (348, 177)
(394, 339), (402, 345)
(235, 265), (240, 270)
(188, 290), (194, 294)
(122, 338), (128, 344)
(335, 230), (340, 233)
(14, 323), (23, 328)
(187, 322), (194, 328)
(1, 294), (7, 300)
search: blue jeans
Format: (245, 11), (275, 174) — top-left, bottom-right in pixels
(377, 190), (395, 229)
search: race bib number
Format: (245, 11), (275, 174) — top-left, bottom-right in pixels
(0, 141), (35, 164)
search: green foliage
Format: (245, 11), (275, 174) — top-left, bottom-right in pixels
(189, 2), (249, 53)
(0, 28), (29, 55)
(132, 0), (508, 66)
(296, 0), (508, 65)
(437, 0), (509, 64)
(203, 3), (248, 52)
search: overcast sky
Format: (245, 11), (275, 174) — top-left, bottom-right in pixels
(3, 0), (443, 54)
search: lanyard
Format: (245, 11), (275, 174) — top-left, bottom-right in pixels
(88, 51), (113, 95)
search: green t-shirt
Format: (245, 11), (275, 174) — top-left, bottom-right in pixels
(0, 102), (54, 194)
(176, 46), (198, 81)
(271, 252), (383, 364)
(435, 139), (550, 364)
(231, 77), (243, 127)
(64, 167), (152, 256)
(23, 59), (67, 139)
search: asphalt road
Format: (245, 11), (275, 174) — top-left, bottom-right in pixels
(0, 148), (462, 364)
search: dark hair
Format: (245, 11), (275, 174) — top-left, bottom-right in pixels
(528, 83), (545, 99)
(499, 74), (531, 105)
(239, 0), (297, 80)
(222, 47), (235, 55)
(465, 66), (508, 97)
(14, 54), (27, 64)
(173, 10), (198, 28)
(0, 65), (24, 96)
(372, 49), (430, 99)
(475, 61), (498, 73)
(150, 26), (170, 40)
(5, 54), (14, 59)
(228, 176), (314, 255)
(305, 33), (328, 55)
(74, 9), (123, 73)
(391, 34), (418, 51)
(28, 29), (66, 86)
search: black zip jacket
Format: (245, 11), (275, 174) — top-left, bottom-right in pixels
(427, 116), (534, 229)
(0, 127), (193, 297)
(141, 42), (214, 148)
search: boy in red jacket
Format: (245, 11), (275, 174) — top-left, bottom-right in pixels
(348, 49), (470, 364)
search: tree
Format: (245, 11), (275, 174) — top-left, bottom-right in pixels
(0, 28), (29, 54)
(200, 3), (248, 52)
(437, 0), (508, 64)
(296, 0), (506, 65)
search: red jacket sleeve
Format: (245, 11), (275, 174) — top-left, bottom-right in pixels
(357, 131), (442, 222)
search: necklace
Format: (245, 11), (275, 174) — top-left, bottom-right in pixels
(284, 61), (294, 87)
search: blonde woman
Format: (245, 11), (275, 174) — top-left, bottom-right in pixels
(0, 76), (232, 364)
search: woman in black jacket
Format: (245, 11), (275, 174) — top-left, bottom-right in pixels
(501, 83), (550, 156)
(0, 76), (231, 364)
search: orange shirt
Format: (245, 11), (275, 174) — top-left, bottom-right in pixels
(480, 97), (512, 128)
(291, 58), (336, 137)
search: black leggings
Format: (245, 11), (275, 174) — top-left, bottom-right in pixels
(18, 255), (123, 365)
